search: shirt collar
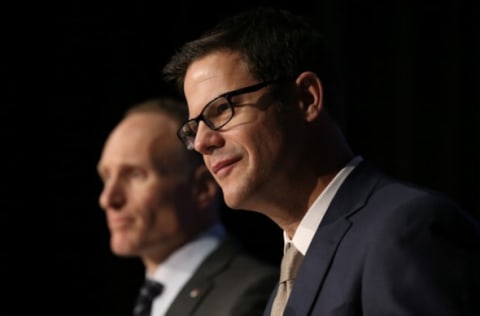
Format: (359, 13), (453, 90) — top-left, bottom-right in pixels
(285, 155), (363, 255)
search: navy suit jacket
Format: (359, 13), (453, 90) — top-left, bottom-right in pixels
(264, 160), (480, 316)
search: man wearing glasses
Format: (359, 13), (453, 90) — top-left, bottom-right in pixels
(163, 6), (480, 316)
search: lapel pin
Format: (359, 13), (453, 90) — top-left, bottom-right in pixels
(190, 288), (201, 298)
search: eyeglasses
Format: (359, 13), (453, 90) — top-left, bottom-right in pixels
(177, 80), (281, 150)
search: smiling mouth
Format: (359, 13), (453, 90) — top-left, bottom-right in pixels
(211, 157), (241, 176)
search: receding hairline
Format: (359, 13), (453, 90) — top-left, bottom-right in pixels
(124, 97), (189, 125)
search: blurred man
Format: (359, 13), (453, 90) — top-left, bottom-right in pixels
(97, 97), (278, 316)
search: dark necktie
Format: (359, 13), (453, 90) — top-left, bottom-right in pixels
(270, 243), (304, 316)
(133, 279), (164, 316)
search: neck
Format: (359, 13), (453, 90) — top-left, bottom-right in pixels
(259, 119), (354, 237)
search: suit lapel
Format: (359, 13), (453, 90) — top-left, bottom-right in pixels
(285, 160), (384, 315)
(286, 219), (351, 315)
(164, 238), (237, 316)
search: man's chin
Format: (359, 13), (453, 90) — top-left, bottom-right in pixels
(223, 188), (248, 210)
(110, 235), (139, 256)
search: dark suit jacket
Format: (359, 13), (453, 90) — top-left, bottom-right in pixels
(165, 237), (279, 316)
(264, 160), (480, 316)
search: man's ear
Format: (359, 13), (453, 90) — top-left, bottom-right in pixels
(295, 71), (323, 122)
(192, 164), (219, 209)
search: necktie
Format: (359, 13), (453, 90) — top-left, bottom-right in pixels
(270, 243), (304, 316)
(133, 279), (164, 316)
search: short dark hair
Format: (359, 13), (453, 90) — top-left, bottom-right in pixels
(162, 6), (345, 125)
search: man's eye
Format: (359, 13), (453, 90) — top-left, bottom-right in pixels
(183, 129), (196, 137)
(129, 169), (145, 179)
(215, 102), (230, 114)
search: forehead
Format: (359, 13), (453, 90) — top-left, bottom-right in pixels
(184, 51), (253, 115)
(100, 113), (183, 164)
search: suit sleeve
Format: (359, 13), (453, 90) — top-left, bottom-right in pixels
(362, 196), (480, 316)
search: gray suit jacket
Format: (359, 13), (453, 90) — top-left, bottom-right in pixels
(165, 237), (279, 316)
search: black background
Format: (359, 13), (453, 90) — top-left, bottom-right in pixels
(49, 1), (479, 315)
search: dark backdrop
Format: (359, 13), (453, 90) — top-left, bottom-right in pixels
(52, 1), (479, 315)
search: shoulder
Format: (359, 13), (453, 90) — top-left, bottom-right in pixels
(186, 236), (278, 315)
(215, 236), (279, 273)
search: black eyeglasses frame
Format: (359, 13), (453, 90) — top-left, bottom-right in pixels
(177, 79), (283, 150)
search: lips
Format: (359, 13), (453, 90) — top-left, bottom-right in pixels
(108, 216), (133, 230)
(211, 157), (241, 176)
